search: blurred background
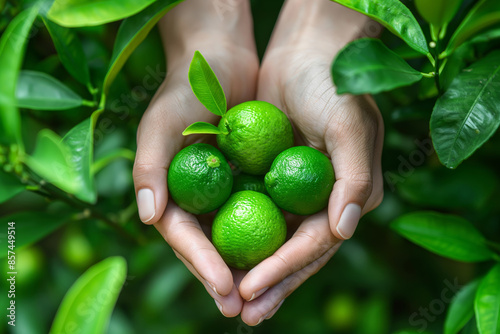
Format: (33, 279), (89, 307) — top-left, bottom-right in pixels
(1, 0), (499, 333)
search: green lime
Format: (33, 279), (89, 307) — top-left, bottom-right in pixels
(232, 172), (268, 195)
(168, 143), (233, 214)
(212, 190), (286, 270)
(216, 101), (294, 175)
(265, 146), (335, 215)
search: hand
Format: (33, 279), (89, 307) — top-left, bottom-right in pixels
(236, 0), (384, 325)
(132, 0), (259, 318)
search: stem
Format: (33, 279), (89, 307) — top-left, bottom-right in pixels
(421, 72), (435, 78)
(82, 100), (97, 107)
(92, 148), (136, 175)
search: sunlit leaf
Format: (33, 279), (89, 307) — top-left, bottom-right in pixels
(183, 122), (223, 136)
(0, 169), (24, 203)
(444, 279), (480, 334)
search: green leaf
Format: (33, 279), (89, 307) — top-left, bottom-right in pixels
(475, 264), (500, 334)
(443, 0), (500, 57)
(25, 129), (80, 194)
(102, 0), (184, 96)
(182, 122), (223, 136)
(390, 211), (495, 262)
(49, 257), (127, 334)
(332, 39), (423, 95)
(415, 0), (463, 28)
(0, 169), (24, 203)
(47, 0), (156, 27)
(444, 279), (480, 334)
(16, 70), (85, 110)
(188, 50), (227, 116)
(0, 5), (39, 147)
(0, 211), (67, 258)
(42, 18), (91, 85)
(430, 50), (500, 168)
(330, 0), (429, 55)
(61, 109), (103, 204)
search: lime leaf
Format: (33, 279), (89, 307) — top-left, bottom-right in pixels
(390, 211), (495, 262)
(430, 50), (500, 168)
(182, 122), (223, 136)
(49, 257), (127, 334)
(16, 70), (85, 110)
(0, 169), (24, 203)
(47, 0), (155, 27)
(332, 38), (423, 95)
(188, 50), (227, 116)
(330, 0), (429, 55)
(475, 264), (500, 334)
(444, 279), (480, 334)
(415, 0), (463, 28)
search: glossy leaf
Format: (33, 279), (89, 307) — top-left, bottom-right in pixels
(49, 257), (127, 334)
(25, 129), (79, 195)
(443, 0), (500, 57)
(0, 5), (39, 147)
(331, 0), (429, 55)
(475, 264), (500, 334)
(415, 0), (463, 28)
(444, 279), (480, 334)
(47, 0), (156, 27)
(430, 50), (500, 168)
(332, 39), (423, 95)
(0, 211), (67, 258)
(0, 169), (24, 203)
(183, 122), (223, 136)
(61, 109), (103, 204)
(391, 211), (495, 262)
(102, 0), (184, 95)
(42, 18), (90, 85)
(188, 50), (227, 116)
(16, 70), (84, 110)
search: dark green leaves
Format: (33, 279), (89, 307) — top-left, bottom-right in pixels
(183, 122), (224, 136)
(415, 0), (462, 29)
(391, 211), (495, 262)
(430, 51), (500, 168)
(16, 70), (86, 110)
(48, 0), (156, 27)
(0, 170), (24, 203)
(189, 50), (227, 116)
(50, 257), (127, 334)
(330, 0), (429, 55)
(0, 5), (39, 147)
(475, 264), (500, 334)
(332, 39), (423, 94)
(445, 279), (480, 334)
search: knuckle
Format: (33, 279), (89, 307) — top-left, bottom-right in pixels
(349, 172), (374, 201)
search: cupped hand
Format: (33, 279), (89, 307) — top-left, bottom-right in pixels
(236, 1), (384, 325)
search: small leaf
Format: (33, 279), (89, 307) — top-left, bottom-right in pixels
(16, 70), (85, 110)
(47, 0), (156, 27)
(42, 17), (91, 85)
(183, 122), (223, 136)
(0, 211), (68, 257)
(330, 0), (429, 55)
(430, 50), (500, 168)
(390, 211), (495, 262)
(332, 39), (423, 95)
(25, 129), (80, 195)
(49, 257), (127, 334)
(443, 0), (500, 57)
(0, 5), (39, 147)
(0, 169), (24, 203)
(102, 0), (184, 95)
(475, 264), (500, 334)
(188, 50), (227, 116)
(444, 279), (480, 334)
(415, 0), (463, 28)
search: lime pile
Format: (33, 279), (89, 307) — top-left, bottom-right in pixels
(166, 51), (335, 270)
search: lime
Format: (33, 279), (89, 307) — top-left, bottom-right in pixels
(167, 143), (233, 214)
(265, 146), (335, 215)
(212, 191), (286, 270)
(216, 101), (294, 175)
(232, 172), (268, 195)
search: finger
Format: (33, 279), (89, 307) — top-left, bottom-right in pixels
(238, 211), (341, 301)
(154, 201), (234, 296)
(324, 94), (383, 240)
(240, 244), (338, 326)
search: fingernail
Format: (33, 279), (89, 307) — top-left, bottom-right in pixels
(265, 299), (285, 320)
(205, 280), (221, 297)
(214, 299), (226, 317)
(248, 287), (268, 301)
(138, 188), (155, 223)
(336, 203), (361, 239)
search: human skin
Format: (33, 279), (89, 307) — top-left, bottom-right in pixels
(132, 0), (384, 326)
